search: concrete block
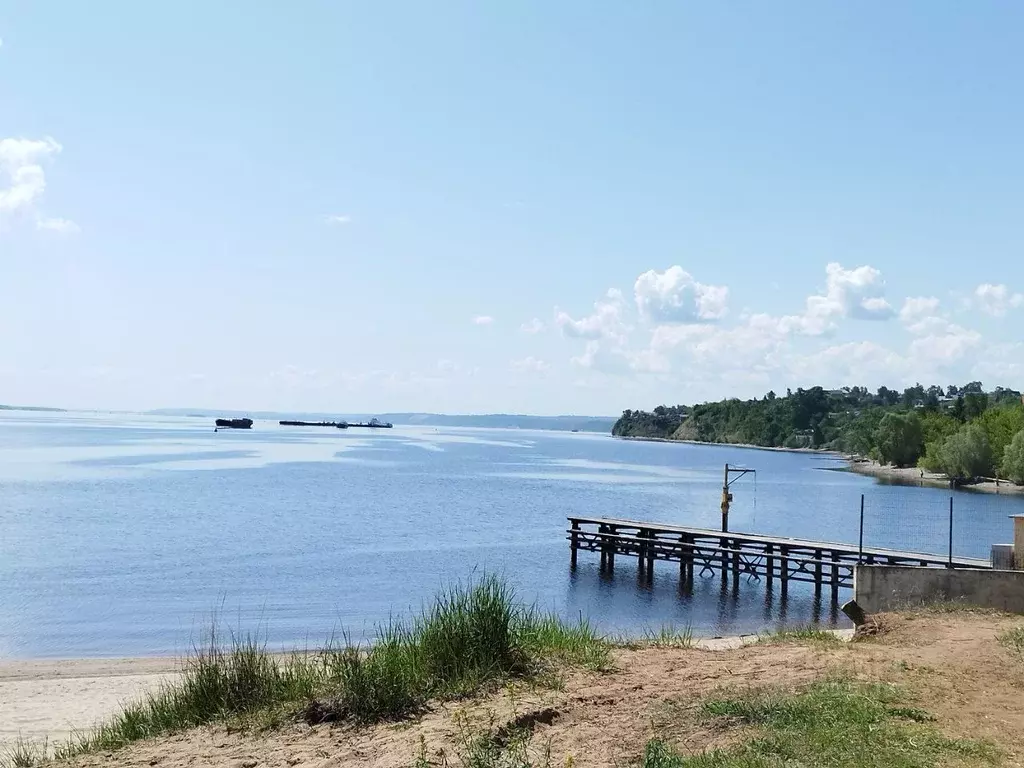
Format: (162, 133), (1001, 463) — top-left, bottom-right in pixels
(855, 564), (1024, 614)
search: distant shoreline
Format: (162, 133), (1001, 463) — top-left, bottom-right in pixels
(841, 459), (1024, 496)
(614, 435), (843, 457)
(615, 435), (1024, 496)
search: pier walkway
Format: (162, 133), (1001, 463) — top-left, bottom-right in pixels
(568, 516), (991, 600)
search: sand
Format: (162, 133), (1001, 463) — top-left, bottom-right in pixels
(38, 613), (1024, 767)
(845, 459), (1024, 495)
(0, 657), (179, 751)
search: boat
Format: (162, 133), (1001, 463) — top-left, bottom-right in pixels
(279, 420), (349, 429)
(215, 418), (253, 430)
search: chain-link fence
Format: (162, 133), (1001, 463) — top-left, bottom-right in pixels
(859, 490), (1013, 564)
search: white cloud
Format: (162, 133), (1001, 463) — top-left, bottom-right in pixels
(324, 214), (352, 225)
(37, 217), (80, 234)
(899, 296), (940, 324)
(520, 318), (545, 334)
(0, 136), (63, 222)
(974, 283), (1023, 317)
(634, 266), (729, 323)
(555, 289), (627, 341)
(472, 315), (495, 326)
(774, 262), (895, 336)
(510, 356), (549, 372)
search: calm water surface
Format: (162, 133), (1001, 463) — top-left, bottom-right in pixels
(2, 411), (1022, 658)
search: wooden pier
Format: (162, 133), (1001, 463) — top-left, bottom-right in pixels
(568, 516), (990, 600)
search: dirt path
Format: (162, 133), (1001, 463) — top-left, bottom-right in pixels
(48, 612), (1024, 768)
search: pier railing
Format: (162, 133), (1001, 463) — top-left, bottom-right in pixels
(568, 511), (991, 601)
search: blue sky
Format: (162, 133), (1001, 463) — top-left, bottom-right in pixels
(1, 2), (1022, 415)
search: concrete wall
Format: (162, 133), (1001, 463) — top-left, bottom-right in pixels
(855, 565), (1024, 614)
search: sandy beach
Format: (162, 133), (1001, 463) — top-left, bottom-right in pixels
(0, 631), (856, 755)
(843, 459), (1024, 496)
(0, 658), (179, 751)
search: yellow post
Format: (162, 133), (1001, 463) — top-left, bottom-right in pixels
(721, 463), (733, 533)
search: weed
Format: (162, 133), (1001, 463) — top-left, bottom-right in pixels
(57, 575), (607, 759)
(642, 679), (998, 767)
(0, 738), (47, 768)
(999, 626), (1024, 660)
(756, 626), (843, 647)
(641, 625), (695, 649)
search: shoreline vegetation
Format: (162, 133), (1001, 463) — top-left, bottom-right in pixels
(4, 601), (1022, 767)
(613, 382), (1024, 496)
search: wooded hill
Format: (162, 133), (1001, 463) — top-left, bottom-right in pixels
(613, 384), (1024, 484)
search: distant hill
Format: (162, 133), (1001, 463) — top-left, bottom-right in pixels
(146, 409), (615, 433)
(0, 404), (66, 413)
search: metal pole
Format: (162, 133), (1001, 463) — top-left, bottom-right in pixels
(948, 496), (954, 568)
(858, 494), (865, 563)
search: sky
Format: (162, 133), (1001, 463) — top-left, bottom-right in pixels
(1, 2), (1022, 415)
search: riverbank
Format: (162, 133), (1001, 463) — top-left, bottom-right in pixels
(0, 631), (854, 753)
(615, 435), (842, 456)
(11, 613), (1024, 768)
(843, 459), (1024, 496)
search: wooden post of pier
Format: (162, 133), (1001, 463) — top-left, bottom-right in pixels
(765, 542), (774, 587)
(638, 528), (648, 578)
(813, 548), (823, 597)
(570, 519), (579, 568)
(645, 531), (655, 580)
(607, 526), (616, 571)
(780, 545), (790, 596)
(599, 524), (608, 571)
(731, 538), (740, 581)
(831, 551), (840, 599)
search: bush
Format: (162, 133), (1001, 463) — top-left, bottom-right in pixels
(874, 412), (923, 467)
(923, 424), (993, 482)
(1002, 429), (1024, 485)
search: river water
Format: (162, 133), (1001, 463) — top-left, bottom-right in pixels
(2, 411), (1021, 659)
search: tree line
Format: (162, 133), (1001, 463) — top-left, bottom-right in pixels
(613, 383), (1024, 485)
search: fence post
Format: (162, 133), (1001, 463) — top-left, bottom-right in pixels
(948, 496), (954, 568)
(858, 494), (865, 564)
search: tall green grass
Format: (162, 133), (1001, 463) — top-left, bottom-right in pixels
(642, 679), (998, 768)
(53, 576), (608, 761)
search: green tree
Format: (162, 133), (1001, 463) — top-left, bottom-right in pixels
(874, 412), (923, 468)
(963, 392), (988, 420)
(1002, 429), (1024, 485)
(924, 424), (993, 482)
(976, 404), (1024, 468)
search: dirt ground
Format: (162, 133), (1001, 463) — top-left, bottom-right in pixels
(51, 612), (1024, 767)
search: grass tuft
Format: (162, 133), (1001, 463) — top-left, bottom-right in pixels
(641, 625), (695, 649)
(0, 738), (48, 768)
(756, 626), (843, 647)
(643, 679), (998, 767)
(51, 575), (607, 762)
(999, 626), (1024, 660)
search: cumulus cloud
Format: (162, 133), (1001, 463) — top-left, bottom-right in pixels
(774, 263), (895, 335)
(974, 283), (1023, 317)
(899, 296), (941, 324)
(634, 266), (728, 323)
(0, 136), (71, 228)
(472, 315), (495, 326)
(510, 356), (549, 372)
(555, 289), (627, 341)
(520, 318), (545, 334)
